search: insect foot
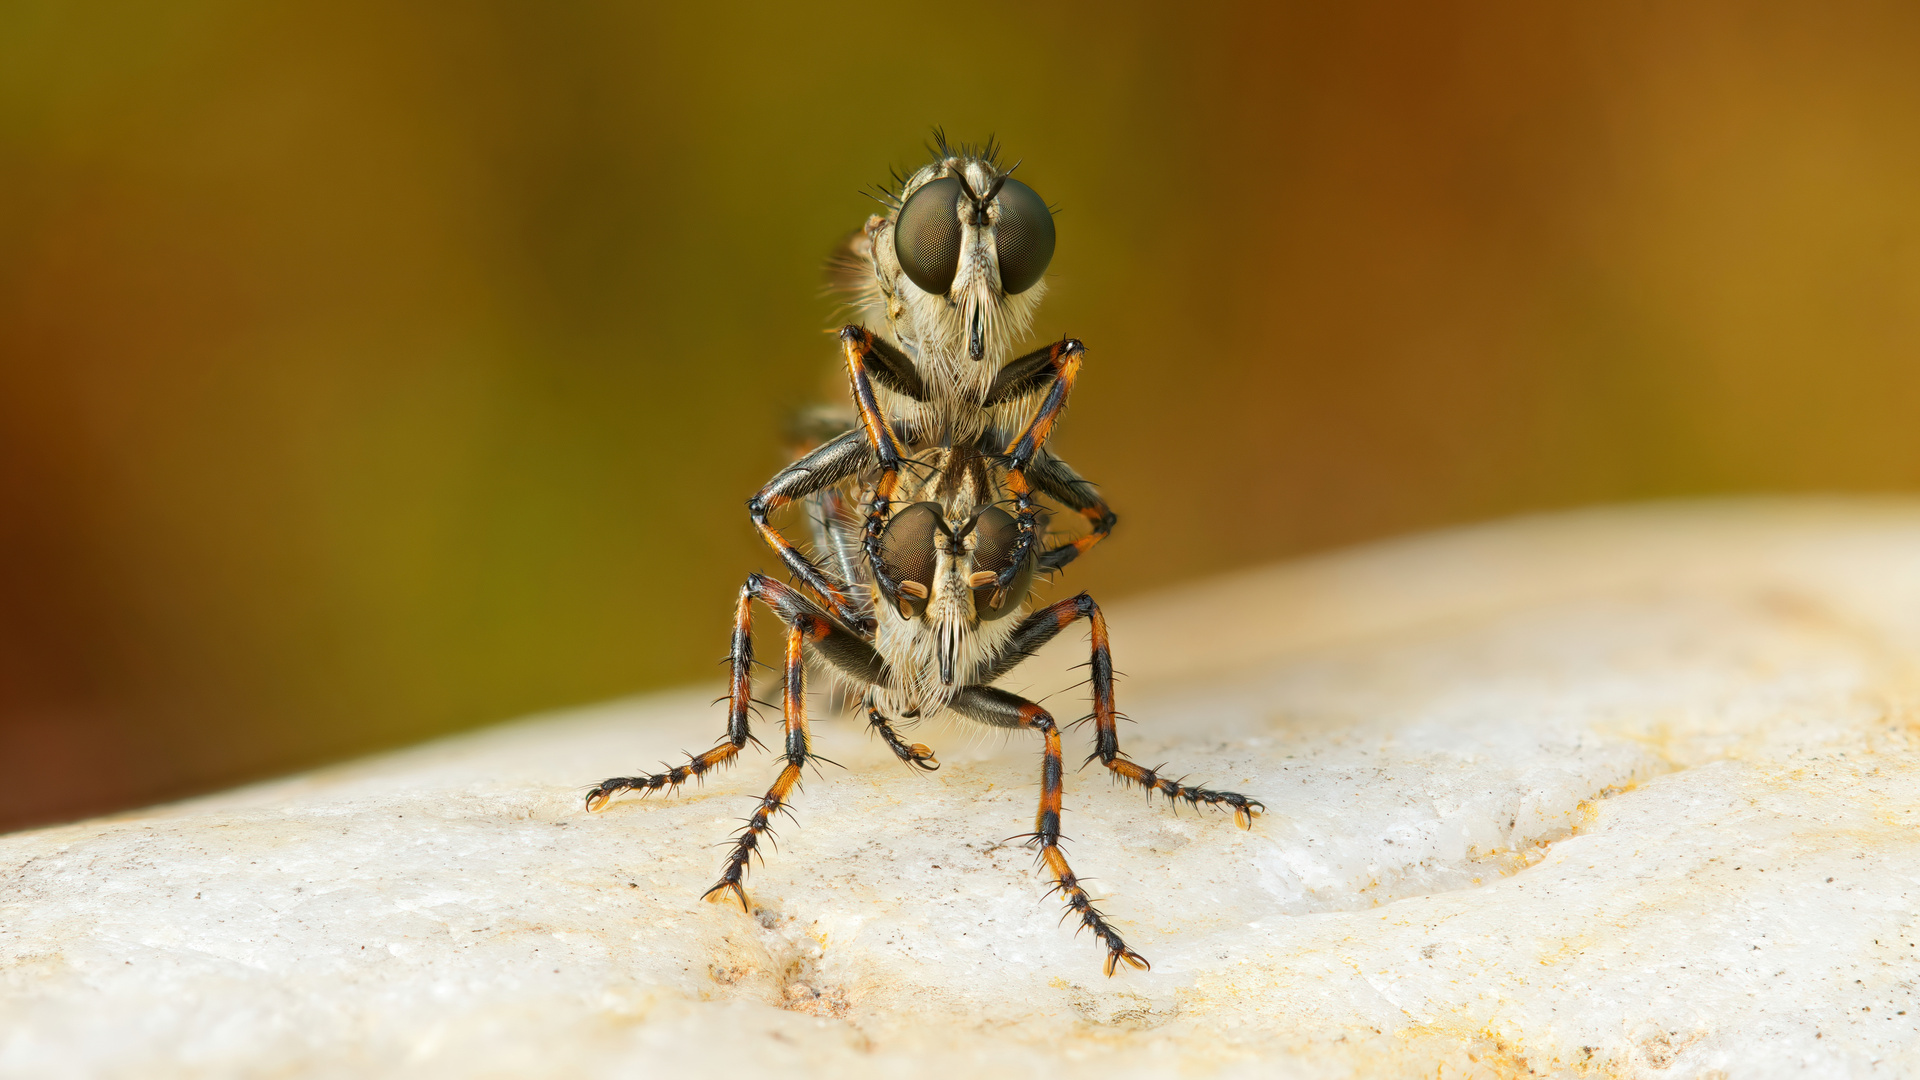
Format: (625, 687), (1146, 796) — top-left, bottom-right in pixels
(583, 741), (744, 812)
(1039, 845), (1152, 977)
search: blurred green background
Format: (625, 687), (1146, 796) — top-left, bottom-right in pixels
(4, 1), (1919, 829)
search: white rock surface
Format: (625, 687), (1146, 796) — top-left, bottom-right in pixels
(5, 500), (1920, 1078)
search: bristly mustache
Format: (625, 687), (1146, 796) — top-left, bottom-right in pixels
(936, 619), (959, 685)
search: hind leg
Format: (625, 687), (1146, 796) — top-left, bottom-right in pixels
(949, 685), (1148, 977)
(702, 612), (832, 910)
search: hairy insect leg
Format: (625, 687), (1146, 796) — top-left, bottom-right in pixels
(978, 593), (1266, 828)
(584, 577), (764, 810)
(948, 685), (1147, 976)
(585, 574), (887, 811)
(865, 700), (938, 771)
(838, 327), (914, 607)
(984, 338), (1090, 598)
(1025, 448), (1117, 573)
(704, 612), (827, 910)
(748, 429), (876, 632)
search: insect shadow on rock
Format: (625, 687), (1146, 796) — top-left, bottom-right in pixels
(586, 132), (1263, 976)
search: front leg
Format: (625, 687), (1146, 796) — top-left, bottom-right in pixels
(866, 700), (939, 772)
(704, 611), (829, 910)
(986, 338), (1088, 597)
(745, 328), (927, 633)
(1024, 448), (1117, 573)
(839, 326), (914, 607)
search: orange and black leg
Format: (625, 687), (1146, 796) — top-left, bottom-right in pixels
(977, 593), (1265, 828)
(1025, 448), (1117, 573)
(982, 338), (1089, 598)
(948, 684), (1149, 976)
(584, 574), (888, 811)
(838, 327), (916, 609)
(866, 699), (938, 771)
(748, 428), (877, 632)
(746, 330), (926, 632)
(983, 339), (1073, 406)
(703, 611), (830, 910)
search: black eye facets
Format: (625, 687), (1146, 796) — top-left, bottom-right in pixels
(992, 178), (1055, 295)
(894, 178), (963, 296)
(896, 173), (1055, 298)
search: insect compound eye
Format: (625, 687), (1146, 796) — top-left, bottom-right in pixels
(992, 177), (1055, 295)
(894, 177), (964, 296)
(969, 506), (1036, 620)
(878, 502), (943, 618)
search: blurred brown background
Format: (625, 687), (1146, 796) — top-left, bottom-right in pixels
(3, 1), (1918, 830)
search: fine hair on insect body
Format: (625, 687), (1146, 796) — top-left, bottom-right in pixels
(585, 132), (1263, 976)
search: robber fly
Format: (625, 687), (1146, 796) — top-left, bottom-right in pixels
(586, 135), (1262, 976)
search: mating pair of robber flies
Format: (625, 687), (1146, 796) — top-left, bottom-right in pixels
(585, 133), (1262, 976)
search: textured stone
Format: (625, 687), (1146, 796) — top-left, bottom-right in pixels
(4, 500), (1920, 1077)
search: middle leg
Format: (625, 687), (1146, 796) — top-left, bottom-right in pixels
(975, 593), (1265, 828)
(703, 612), (827, 911)
(1023, 447), (1118, 574)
